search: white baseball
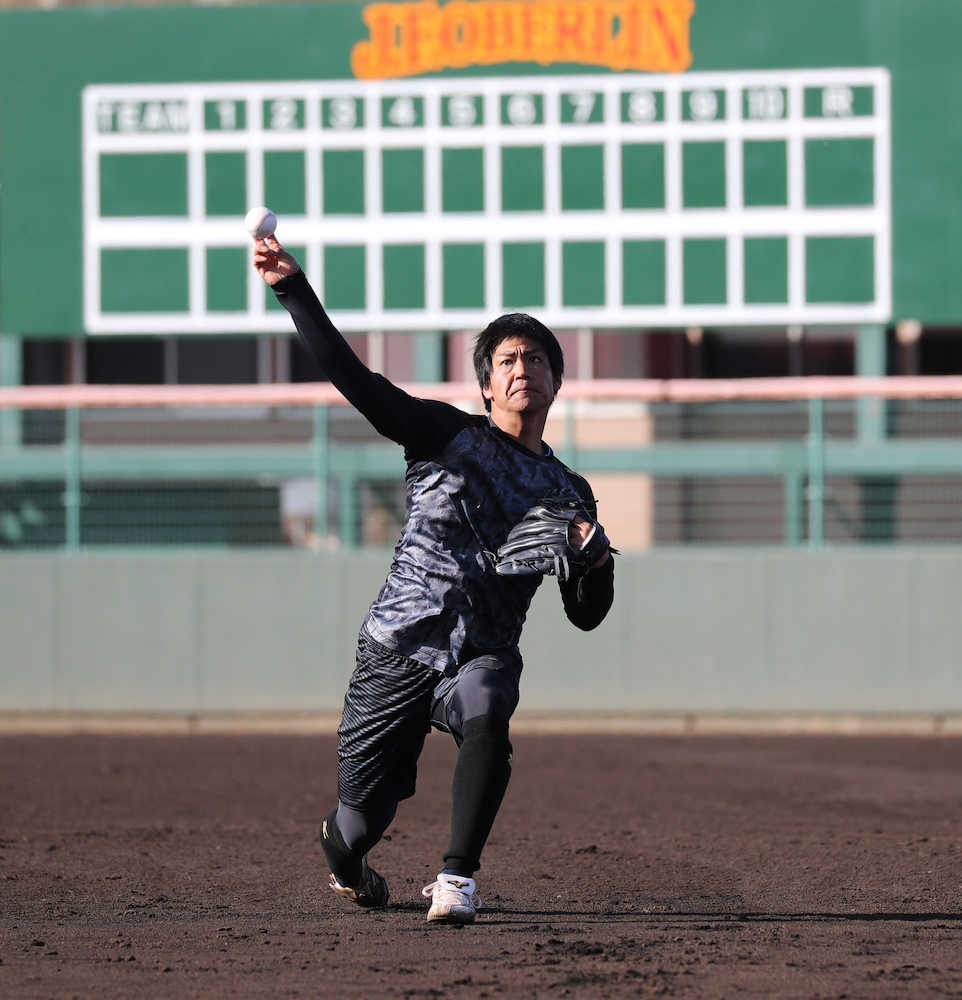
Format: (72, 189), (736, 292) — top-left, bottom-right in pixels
(245, 206), (277, 239)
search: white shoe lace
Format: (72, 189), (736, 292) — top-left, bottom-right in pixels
(421, 873), (482, 911)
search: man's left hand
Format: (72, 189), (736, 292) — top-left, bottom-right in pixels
(569, 516), (610, 568)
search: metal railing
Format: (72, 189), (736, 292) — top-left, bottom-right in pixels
(2, 377), (962, 549)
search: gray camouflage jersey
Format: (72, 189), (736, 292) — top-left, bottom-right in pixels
(275, 272), (614, 674)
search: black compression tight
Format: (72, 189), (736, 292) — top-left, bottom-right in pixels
(337, 800), (397, 855)
(326, 718), (513, 882)
(443, 714), (513, 876)
(321, 800), (396, 887)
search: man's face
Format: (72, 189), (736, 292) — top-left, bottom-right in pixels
(482, 335), (561, 416)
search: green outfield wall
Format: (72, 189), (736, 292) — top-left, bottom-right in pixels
(1, 549), (958, 713)
(2, 0), (962, 336)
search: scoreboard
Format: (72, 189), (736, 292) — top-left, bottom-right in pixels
(82, 67), (890, 334)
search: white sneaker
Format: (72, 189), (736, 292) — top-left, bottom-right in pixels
(421, 873), (482, 924)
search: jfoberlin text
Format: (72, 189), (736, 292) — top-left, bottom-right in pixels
(351, 0), (695, 79)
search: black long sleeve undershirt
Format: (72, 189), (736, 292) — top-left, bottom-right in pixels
(560, 556), (615, 631)
(274, 270), (466, 460)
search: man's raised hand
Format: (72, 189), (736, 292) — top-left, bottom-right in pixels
(253, 236), (301, 287)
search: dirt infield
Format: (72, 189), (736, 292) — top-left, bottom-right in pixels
(2, 731), (961, 998)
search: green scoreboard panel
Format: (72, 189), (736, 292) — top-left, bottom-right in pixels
(83, 67), (890, 334)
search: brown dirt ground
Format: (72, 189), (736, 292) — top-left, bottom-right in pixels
(1, 731), (961, 999)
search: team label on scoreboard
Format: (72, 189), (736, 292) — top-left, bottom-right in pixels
(82, 67), (890, 334)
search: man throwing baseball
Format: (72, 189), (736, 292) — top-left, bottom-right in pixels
(253, 235), (614, 924)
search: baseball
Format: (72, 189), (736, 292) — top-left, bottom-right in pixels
(245, 206), (277, 239)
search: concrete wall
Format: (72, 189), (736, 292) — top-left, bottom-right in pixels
(1, 549), (960, 713)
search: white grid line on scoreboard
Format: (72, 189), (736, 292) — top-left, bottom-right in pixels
(82, 68), (891, 333)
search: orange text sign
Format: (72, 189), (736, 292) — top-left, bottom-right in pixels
(351, 0), (694, 79)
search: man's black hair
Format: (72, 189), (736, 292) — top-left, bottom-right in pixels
(472, 313), (564, 412)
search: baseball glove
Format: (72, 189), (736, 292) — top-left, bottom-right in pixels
(493, 495), (615, 581)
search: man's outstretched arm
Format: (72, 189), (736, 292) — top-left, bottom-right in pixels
(253, 236), (401, 435)
(253, 236), (462, 453)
